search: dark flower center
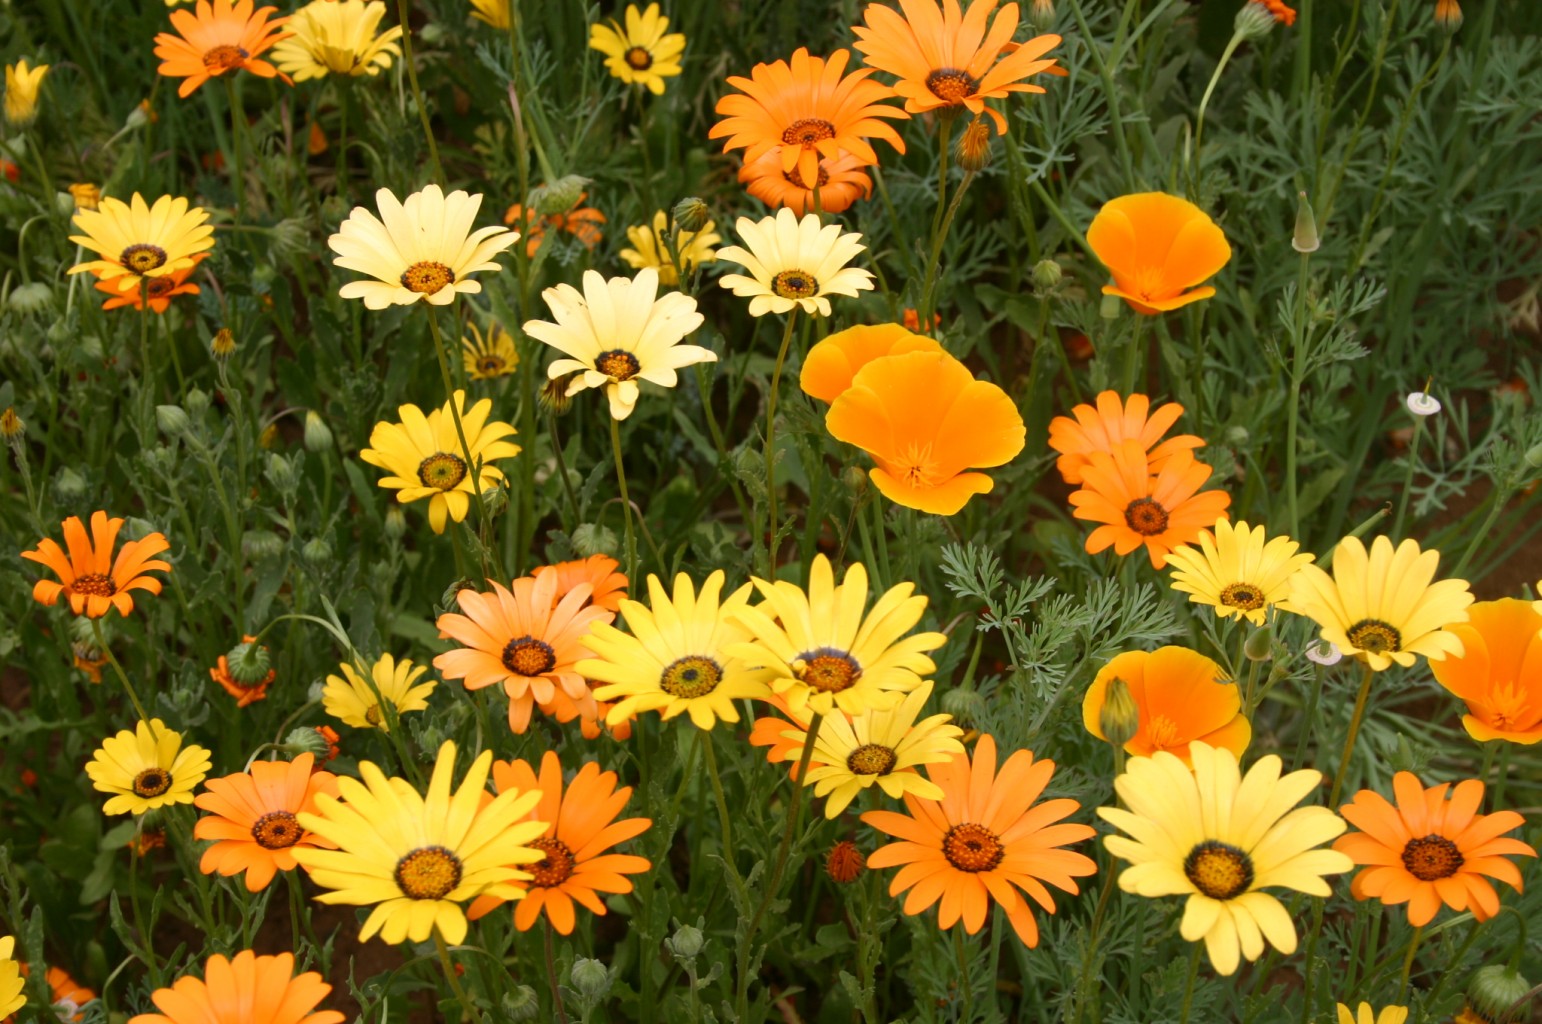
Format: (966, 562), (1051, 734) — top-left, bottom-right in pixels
(71, 573), (117, 597)
(1346, 618), (1401, 654)
(660, 656), (722, 699)
(476, 355), (507, 375)
(925, 67), (980, 104)
(1124, 497), (1170, 536)
(133, 768), (171, 797)
(781, 118), (837, 147)
(252, 810), (303, 850)
(772, 269), (818, 299)
(528, 836), (576, 887)
(1402, 834), (1464, 881)
(784, 163), (830, 190)
(596, 349), (642, 381)
(624, 46), (652, 70)
(1220, 583), (1266, 610)
(1183, 840), (1255, 900)
(846, 743), (897, 776)
(121, 243), (168, 274)
(942, 823), (1004, 872)
(400, 260), (455, 294)
(797, 648), (861, 693)
(395, 845), (463, 899)
(502, 635), (557, 677)
(417, 452), (467, 491)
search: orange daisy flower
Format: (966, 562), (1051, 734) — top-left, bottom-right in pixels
(1047, 390), (1204, 485)
(1086, 192), (1233, 314)
(748, 690), (823, 778)
(1081, 646), (1250, 763)
(1335, 772), (1535, 926)
(127, 950), (343, 1024)
(7, 964), (96, 1023)
(21, 511), (172, 618)
(533, 685), (635, 742)
(709, 47), (908, 193)
(1429, 598), (1542, 745)
(1256, 0), (1298, 25)
(860, 733), (1096, 945)
(468, 752), (651, 933)
(1068, 441), (1231, 569)
(800, 322), (943, 403)
(209, 634), (275, 707)
(154, 0), (292, 99)
(852, 0), (1062, 134)
(96, 254), (206, 313)
(503, 192), (607, 258)
(738, 147), (874, 216)
(193, 754), (340, 892)
(433, 573), (614, 733)
(531, 554), (629, 614)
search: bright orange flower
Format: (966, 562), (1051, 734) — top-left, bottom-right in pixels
(209, 634), (275, 707)
(1087, 192), (1232, 314)
(95, 254), (205, 313)
(468, 752), (651, 934)
(738, 147), (873, 216)
(503, 192), (606, 258)
(825, 350), (1025, 515)
(1335, 773), (1535, 926)
(531, 554), (629, 614)
(1047, 390), (1204, 485)
(1068, 441), (1231, 569)
(21, 511), (171, 618)
(1082, 646), (1250, 762)
(154, 0), (292, 99)
(194, 754), (340, 892)
(1258, 0), (1298, 24)
(852, 0), (1061, 134)
(1430, 599), (1542, 744)
(800, 322), (943, 403)
(7, 964), (96, 1023)
(127, 950), (343, 1024)
(902, 308), (942, 333)
(709, 47), (908, 191)
(747, 690), (823, 778)
(860, 733), (1096, 945)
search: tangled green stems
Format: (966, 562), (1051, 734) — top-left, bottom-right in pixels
(609, 415), (638, 584)
(762, 309), (798, 577)
(424, 307), (499, 581)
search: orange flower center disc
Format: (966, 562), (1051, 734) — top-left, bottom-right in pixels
(120, 243), (168, 274)
(596, 349), (642, 381)
(797, 649), (861, 693)
(529, 837), (577, 887)
(417, 451), (468, 491)
(502, 635), (557, 677)
(1346, 618), (1401, 654)
(846, 743), (897, 776)
(1145, 714), (1180, 751)
(400, 260), (456, 294)
(781, 118), (836, 148)
(925, 67), (979, 104)
(1401, 834), (1464, 881)
(202, 45), (250, 73)
(624, 46), (652, 70)
(1219, 582), (1266, 611)
(395, 845), (463, 899)
(133, 768), (172, 798)
(771, 269), (818, 300)
(252, 810), (304, 850)
(1182, 840), (1254, 900)
(1123, 497), (1170, 536)
(660, 656), (722, 699)
(942, 823), (1004, 873)
(71, 573), (118, 597)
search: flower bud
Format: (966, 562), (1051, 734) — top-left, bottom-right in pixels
(53, 466), (88, 501)
(530, 174), (591, 217)
(1435, 0), (1463, 31)
(418, 20), (447, 44)
(301, 536), (333, 566)
(384, 505), (407, 540)
(540, 373), (577, 415)
(941, 685), (986, 728)
(1234, 0), (1283, 40)
(1244, 624), (1273, 662)
(303, 410), (333, 451)
(1467, 964), (1530, 1024)
(440, 577), (478, 610)
(569, 958), (611, 1001)
(1031, 258), (1063, 292)
(283, 726), (334, 761)
(211, 328), (236, 360)
(501, 985), (540, 1021)
(843, 465), (868, 495)
(673, 197), (711, 234)
(68, 182), (101, 211)
(156, 405), (192, 438)
(184, 388), (210, 419)
(54, 191), (76, 217)
(1098, 678), (1140, 748)
(667, 923), (705, 961)
(265, 452), (300, 495)
(1224, 425), (1250, 447)
(1030, 0), (1055, 32)
(955, 117), (992, 173)
(227, 637), (273, 685)
(242, 529), (285, 561)
(1291, 191), (1320, 254)
(7, 281), (53, 314)
(1100, 291), (1122, 320)
(479, 483), (508, 518)
(825, 840), (866, 884)
(124, 100), (152, 130)
(1525, 441), (1542, 469)
(271, 218), (309, 260)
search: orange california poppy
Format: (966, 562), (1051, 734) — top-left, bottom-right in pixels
(1430, 598), (1542, 744)
(1086, 192), (1232, 314)
(433, 573), (615, 733)
(1081, 646), (1250, 762)
(748, 691), (824, 778)
(739, 147), (874, 216)
(1335, 772), (1535, 926)
(860, 733), (1096, 945)
(800, 322), (943, 403)
(154, 0), (292, 99)
(503, 192), (607, 258)
(21, 511), (172, 618)
(193, 754), (340, 892)
(7, 964), (95, 1023)
(126, 950), (344, 1024)
(209, 634), (275, 707)
(1047, 390), (1204, 485)
(825, 350), (1025, 515)
(96, 254), (205, 313)
(531, 554), (629, 614)
(852, 0), (1062, 134)
(1068, 441), (1231, 569)
(709, 47), (908, 192)
(467, 752), (651, 934)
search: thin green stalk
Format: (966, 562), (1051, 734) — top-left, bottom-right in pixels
(224, 77), (245, 221)
(1178, 942), (1202, 1024)
(953, 925), (974, 1023)
(425, 308), (498, 580)
(1121, 314), (1147, 395)
(1450, 484), (1514, 580)
(1396, 924), (1424, 1002)
(92, 619), (152, 724)
(1285, 250), (1311, 538)
(1067, 0), (1139, 190)
(1328, 661), (1376, 807)
(396, 0), (445, 182)
(434, 931), (481, 1024)
(1392, 412), (1427, 538)
(919, 168), (975, 329)
(609, 415), (637, 582)
(1190, 33), (1243, 194)
(700, 728), (742, 881)
(1292, 662), (1326, 770)
(1425, 917), (1484, 1009)
(762, 310), (798, 578)
(693, 362), (753, 538)
(547, 409), (581, 528)
(545, 921), (569, 1024)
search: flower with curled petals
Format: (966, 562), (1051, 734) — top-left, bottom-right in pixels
(21, 511), (171, 619)
(270, 0), (402, 82)
(153, 0), (292, 98)
(800, 322), (943, 403)
(1047, 389), (1204, 486)
(1087, 192), (1232, 314)
(1430, 598), (1542, 744)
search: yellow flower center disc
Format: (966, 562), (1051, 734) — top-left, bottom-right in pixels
(660, 656), (721, 699)
(846, 743), (897, 776)
(395, 845), (463, 900)
(1183, 840), (1254, 900)
(400, 260), (456, 294)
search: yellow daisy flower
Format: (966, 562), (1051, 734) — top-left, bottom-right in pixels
(328, 185), (519, 309)
(523, 267), (713, 420)
(293, 741), (548, 945)
(1164, 519), (1315, 626)
(467, 0), (509, 30)
(271, 0), (403, 82)
(67, 193), (215, 295)
(581, 570), (774, 730)
(588, 3), (685, 95)
(359, 389), (520, 534)
(86, 719), (213, 816)
(462, 321), (519, 380)
(0, 936), (22, 1018)
(1337, 1003), (1409, 1024)
(4, 60), (48, 126)
(619, 210), (720, 287)
(1288, 534), (1473, 671)
(717, 207), (874, 317)
(1098, 741), (1353, 976)
(726, 554), (947, 717)
(322, 653), (436, 730)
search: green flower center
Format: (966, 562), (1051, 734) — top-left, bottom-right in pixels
(1346, 618), (1401, 654)
(418, 452), (467, 491)
(846, 743), (897, 776)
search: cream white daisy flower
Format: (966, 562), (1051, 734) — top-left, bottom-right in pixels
(716, 207), (873, 318)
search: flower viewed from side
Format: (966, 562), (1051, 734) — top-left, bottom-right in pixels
(1048, 390), (1204, 485)
(800, 322), (943, 403)
(328, 185), (518, 308)
(1289, 534), (1473, 671)
(125, 951), (343, 1024)
(4, 60), (48, 126)
(1337, 1005), (1408, 1024)
(827, 840), (866, 883)
(589, 3), (685, 95)
(717, 208), (874, 317)
(270, 0), (403, 82)
(503, 193), (606, 258)
(852, 0), (1062, 133)
(1087, 193), (1233, 314)
(1335, 772), (1535, 925)
(1082, 646), (1250, 762)
(15, 964), (96, 1022)
(209, 634), (276, 707)
(1164, 519), (1315, 626)
(68, 183), (102, 211)
(322, 653), (436, 730)
(523, 268), (712, 420)
(1430, 598), (1542, 744)
(462, 321), (519, 380)
(95, 255), (206, 313)
(294, 742), (548, 945)
(468, 0), (509, 29)
(1434, 0), (1462, 30)
(194, 754), (340, 892)
(468, 752), (652, 933)
(619, 210), (720, 287)
(738, 148), (874, 216)
(67, 193), (215, 296)
(1099, 742), (1352, 975)
(86, 719), (213, 816)
(1068, 441), (1232, 569)
(21, 511), (172, 618)
(862, 734), (1096, 945)
(359, 390), (520, 534)
(154, 0), (293, 98)
(532, 555), (630, 614)
(825, 350), (1026, 515)
(728, 554), (947, 717)
(0, 938), (20, 1019)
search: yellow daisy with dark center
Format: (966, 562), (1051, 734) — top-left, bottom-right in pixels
(1166, 519), (1315, 625)
(588, 3), (685, 95)
(86, 719), (212, 816)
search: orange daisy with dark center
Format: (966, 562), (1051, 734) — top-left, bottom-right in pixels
(624, 46), (652, 70)
(1401, 835), (1464, 881)
(942, 822), (1004, 872)
(528, 836), (577, 887)
(502, 635), (557, 677)
(797, 648), (861, 693)
(71, 573), (118, 597)
(416, 452), (467, 491)
(772, 269), (818, 299)
(1346, 618), (1401, 654)
(202, 44), (249, 73)
(596, 349), (642, 381)
(1183, 840), (1254, 900)
(925, 67), (979, 104)
(781, 118), (837, 147)
(1124, 497), (1170, 536)
(1219, 583), (1265, 611)
(400, 260), (455, 294)
(660, 656), (722, 699)
(846, 743), (897, 776)
(395, 845), (463, 900)
(251, 810), (303, 850)
(121, 243), (169, 274)
(134, 768), (172, 798)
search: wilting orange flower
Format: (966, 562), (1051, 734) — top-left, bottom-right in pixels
(800, 322), (943, 403)
(96, 254), (205, 313)
(531, 554), (629, 614)
(1335, 773), (1535, 926)
(209, 634), (275, 707)
(537, 686), (634, 742)
(852, 0), (1062, 134)
(154, 0), (292, 98)
(1069, 441), (1231, 568)
(710, 47), (908, 191)
(738, 147), (873, 216)
(73, 643), (108, 683)
(468, 752), (651, 933)
(861, 733), (1096, 945)
(313, 725), (341, 765)
(1047, 390), (1204, 485)
(194, 754), (340, 892)
(1430, 598), (1542, 745)
(1256, 0), (1298, 24)
(503, 192), (606, 258)
(127, 950), (344, 1024)
(1087, 192), (1232, 314)
(825, 350), (1025, 515)
(10, 964), (96, 1022)
(1082, 646), (1250, 762)
(21, 511), (171, 618)
(826, 840), (865, 883)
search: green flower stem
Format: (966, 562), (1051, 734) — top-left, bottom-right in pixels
(763, 309), (798, 578)
(425, 307), (498, 580)
(1426, 916), (1485, 1009)
(434, 930), (482, 1024)
(1190, 32), (1243, 195)
(224, 76), (245, 221)
(953, 924), (975, 1022)
(128, 825), (163, 986)
(544, 920), (569, 1024)
(546, 409), (581, 528)
(693, 362), (754, 544)
(1396, 924), (1425, 1002)
(1067, 0), (1138, 191)
(919, 168), (975, 331)
(396, 0), (445, 182)
(1328, 660), (1376, 808)
(1285, 250), (1311, 539)
(609, 415), (637, 583)
(1450, 483), (1515, 581)
(1178, 941), (1202, 1024)
(1392, 408), (1427, 538)
(1291, 661), (1327, 770)
(700, 726), (741, 880)
(1120, 313), (1147, 396)
(92, 618), (152, 725)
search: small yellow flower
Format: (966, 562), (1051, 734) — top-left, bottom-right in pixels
(467, 0), (510, 30)
(4, 60), (48, 126)
(589, 3), (685, 95)
(1337, 1002), (1409, 1024)
(271, 0), (403, 81)
(462, 321), (519, 380)
(0, 936), (22, 1018)
(322, 653), (436, 730)
(85, 719), (212, 816)
(1164, 519), (1314, 626)
(68, 183), (102, 211)
(620, 210), (720, 287)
